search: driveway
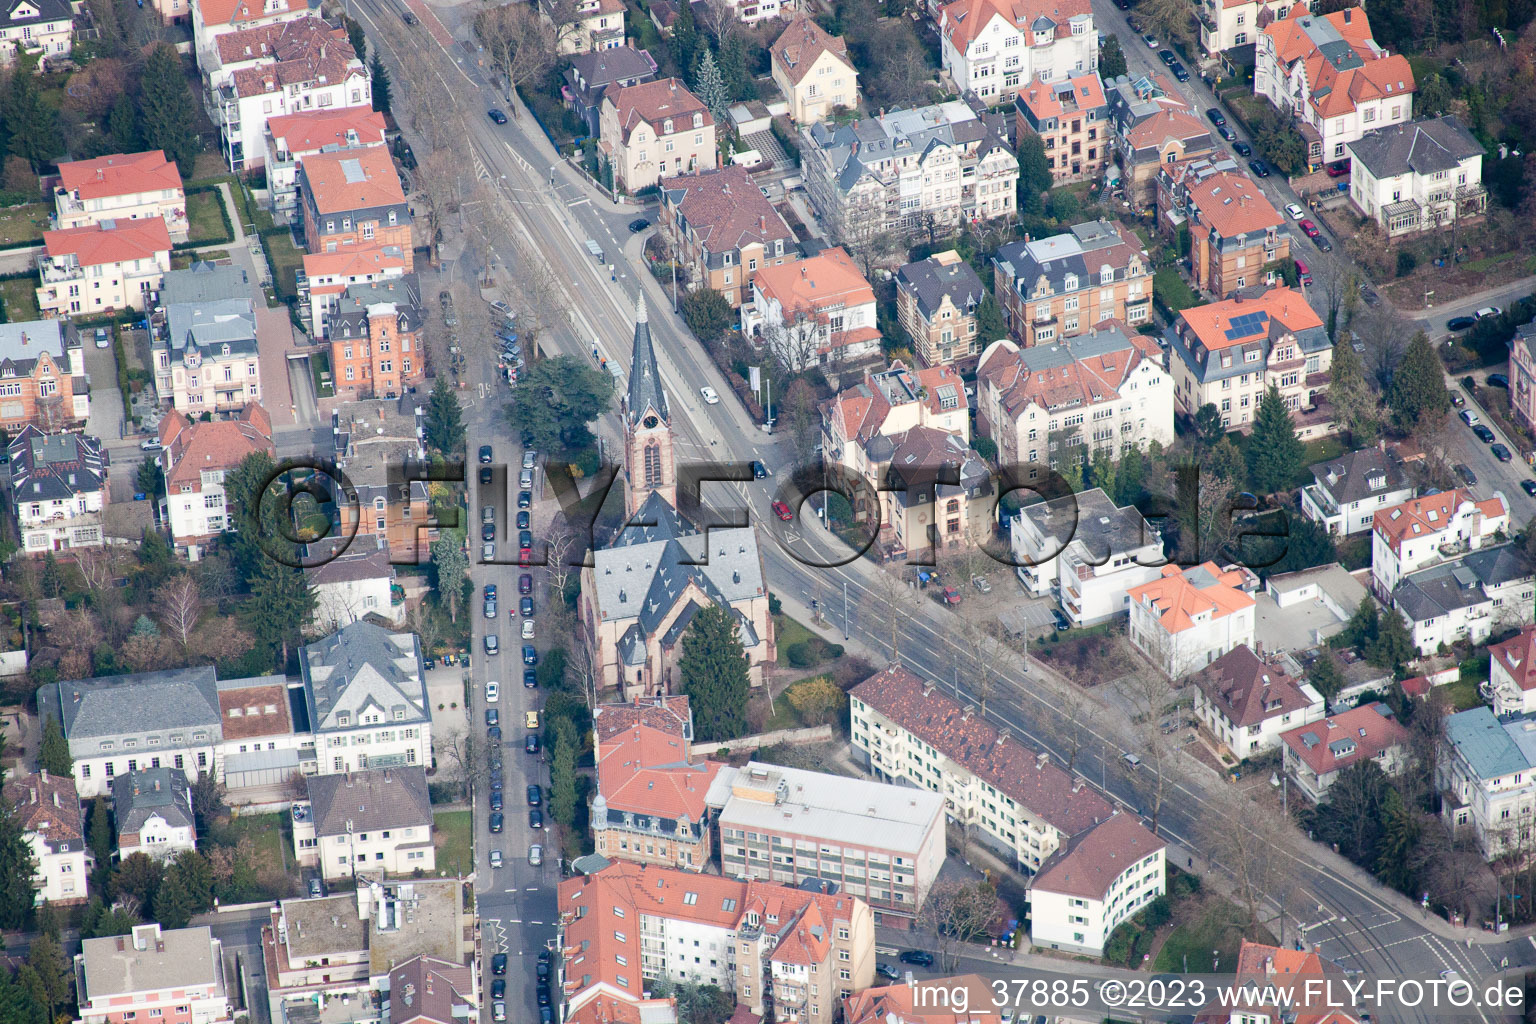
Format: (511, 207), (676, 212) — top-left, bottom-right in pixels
(80, 330), (126, 441)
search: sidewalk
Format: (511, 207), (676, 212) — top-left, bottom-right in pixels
(1406, 272), (1536, 319)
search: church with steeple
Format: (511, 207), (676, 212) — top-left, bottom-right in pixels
(579, 295), (776, 701)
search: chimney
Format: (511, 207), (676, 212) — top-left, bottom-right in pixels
(1036, 751), (1048, 769)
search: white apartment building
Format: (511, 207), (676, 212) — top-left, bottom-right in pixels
(295, 767), (434, 880)
(1192, 644), (1325, 760)
(743, 247), (881, 371)
(299, 621), (432, 776)
(0, 0), (72, 68)
(850, 665), (1114, 875)
(75, 924), (231, 1024)
(112, 767), (198, 863)
(1128, 562), (1258, 678)
(1011, 488), (1165, 626)
(157, 403), (274, 557)
(53, 151), (188, 239)
(1299, 445), (1414, 538)
(36, 220), (171, 318)
(4, 770), (88, 905)
(939, 0), (1095, 102)
(192, 0), (315, 73)
(264, 107), (387, 218)
(1254, 5), (1414, 166)
(1390, 544), (1536, 656)
(1490, 628), (1536, 718)
(802, 102), (1019, 243)
(1198, 0), (1294, 54)
(8, 426), (108, 553)
(1028, 813), (1164, 955)
(1370, 489), (1508, 598)
(1442, 707), (1536, 858)
(1348, 115), (1487, 236)
(307, 542), (402, 631)
(1281, 702), (1407, 802)
(976, 327), (1174, 473)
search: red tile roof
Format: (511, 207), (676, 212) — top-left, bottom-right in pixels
(606, 78), (712, 144)
(850, 665), (1113, 835)
(1492, 627), (1536, 695)
(1371, 489), (1507, 553)
(772, 14), (853, 86)
(197, 0), (310, 28)
(1030, 811), (1163, 901)
(1195, 644), (1318, 728)
(3, 771), (83, 848)
(1018, 70), (1107, 121)
(823, 361), (969, 446)
(58, 151), (183, 202)
(301, 243), (408, 287)
(659, 165), (795, 256)
(753, 246), (874, 317)
(1280, 702), (1406, 778)
(596, 722), (722, 820)
(1127, 562), (1255, 635)
(302, 146), (405, 215)
(977, 325), (1158, 421)
(1186, 170), (1284, 239)
(218, 680), (293, 741)
(940, 0), (1090, 51)
(844, 975), (1003, 1024)
(44, 219), (171, 267)
(1177, 287), (1322, 353)
(159, 403), (274, 491)
(267, 107), (387, 155)
(226, 19), (365, 98)
(593, 695), (692, 744)
(1124, 106), (1212, 150)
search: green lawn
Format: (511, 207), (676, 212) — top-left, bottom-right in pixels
(434, 809), (473, 877)
(185, 189), (232, 245)
(220, 811), (290, 870)
(311, 348), (334, 398)
(0, 273), (41, 322)
(1442, 675), (1485, 712)
(1153, 900), (1275, 973)
(774, 613), (818, 652)
(1154, 267), (1199, 313)
(0, 203), (51, 247)
(262, 230), (305, 303)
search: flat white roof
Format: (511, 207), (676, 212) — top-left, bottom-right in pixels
(716, 761), (943, 853)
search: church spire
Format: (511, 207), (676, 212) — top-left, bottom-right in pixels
(622, 291), (675, 516)
(626, 291), (668, 428)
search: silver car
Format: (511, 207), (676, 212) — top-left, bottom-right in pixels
(529, 843), (543, 866)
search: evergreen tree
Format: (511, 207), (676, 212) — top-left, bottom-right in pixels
(1114, 445), (1147, 506)
(424, 375), (465, 456)
(1087, 447), (1117, 503)
(975, 293), (1007, 344)
(370, 53), (392, 115)
(1327, 332), (1377, 442)
(672, 0), (699, 78)
(548, 719), (579, 827)
(718, 34), (754, 102)
(1308, 649), (1346, 701)
(678, 604), (749, 742)
(0, 964), (46, 1024)
(1099, 34), (1127, 78)
(0, 736), (35, 929)
(222, 451), (281, 580)
(1193, 403), (1226, 453)
(342, 14), (367, 58)
(692, 47), (730, 129)
(1246, 387), (1306, 494)
(1369, 606), (1415, 671)
(112, 852), (164, 913)
(1015, 134), (1051, 216)
(88, 797), (113, 868)
(106, 92), (142, 153)
(1388, 331), (1450, 432)
(14, 967), (49, 1024)
(25, 933), (68, 1020)
(37, 717), (71, 777)
(429, 535), (469, 623)
(246, 558), (316, 669)
(150, 867), (198, 929)
(135, 454), (164, 500)
(40, 553), (61, 598)
(3, 62), (62, 170)
(139, 44), (200, 178)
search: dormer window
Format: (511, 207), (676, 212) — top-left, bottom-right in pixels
(663, 118), (674, 134)
(693, 113), (703, 128)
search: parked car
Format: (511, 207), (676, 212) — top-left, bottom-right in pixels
(1315, 233), (1332, 252)
(526, 710), (540, 729)
(1285, 202), (1305, 220)
(1171, 62), (1189, 81)
(1460, 409), (1479, 426)
(486, 680), (499, 703)
(1456, 463), (1477, 486)
(492, 1003), (506, 1023)
(519, 574), (533, 594)
(485, 708), (499, 727)
(1158, 48), (1177, 65)
(524, 669), (538, 688)
(526, 734), (541, 754)
(1473, 424), (1496, 443)
(771, 500), (794, 521)
(492, 980), (505, 1000)
(1488, 373), (1510, 388)
(1450, 393), (1465, 407)
(1216, 124), (1235, 142)
(751, 460), (769, 479)
(1206, 107), (1227, 127)
(528, 844), (543, 866)
(1447, 316), (1477, 331)
(899, 950), (935, 967)
(1326, 160), (1350, 177)
(1232, 140), (1252, 157)
(1476, 306), (1503, 319)
(518, 490), (532, 509)
(523, 644), (538, 665)
(517, 510), (530, 529)
(1247, 159), (1271, 178)
(1492, 443), (1513, 462)
(522, 618), (536, 640)
(876, 964), (902, 981)
(527, 784), (543, 806)
(307, 877), (324, 898)
(489, 812), (504, 833)
(492, 953), (507, 975)
(1299, 219), (1321, 239)
(1142, 33), (1158, 47)
(521, 597), (534, 616)
(529, 808), (544, 828)
(1522, 480), (1536, 497)
(94, 327), (110, 349)
(481, 523), (495, 542)
(489, 790), (503, 811)
(478, 466), (492, 485)
(484, 634), (499, 656)
(628, 218), (650, 232)
(939, 585), (962, 605)
(484, 596), (497, 619)
(487, 109), (507, 124)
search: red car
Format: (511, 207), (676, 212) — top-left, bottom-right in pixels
(519, 546), (532, 565)
(1326, 160), (1350, 177)
(771, 500), (794, 522)
(1299, 219), (1320, 239)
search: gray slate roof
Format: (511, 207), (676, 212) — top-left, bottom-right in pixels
(164, 297), (258, 357)
(1391, 543), (1536, 622)
(330, 273), (423, 336)
(807, 101), (998, 194)
(567, 45), (657, 93)
(625, 293), (669, 428)
(1445, 707), (1536, 781)
(8, 424), (106, 502)
(0, 320), (73, 378)
(1515, 323), (1536, 364)
(300, 621), (427, 734)
(1348, 115), (1484, 179)
(111, 768), (194, 833)
(306, 766), (432, 837)
(1308, 446), (1409, 505)
(41, 666), (221, 744)
(5, 0), (71, 28)
(993, 220), (1144, 299)
(897, 255), (984, 321)
(162, 263), (250, 306)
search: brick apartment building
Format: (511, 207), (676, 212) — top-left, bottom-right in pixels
(299, 147), (413, 266)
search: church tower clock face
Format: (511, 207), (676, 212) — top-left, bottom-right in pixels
(643, 415), (659, 429)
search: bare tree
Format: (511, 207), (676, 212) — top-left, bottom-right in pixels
(698, 0), (739, 46)
(762, 310), (824, 375)
(417, 149), (471, 268)
(440, 727), (496, 795)
(156, 574), (202, 653)
(916, 879), (999, 972)
(407, 601), (446, 659)
(1119, 671), (1187, 835)
(1057, 684), (1103, 773)
(74, 545), (125, 600)
(474, 4), (562, 105)
(868, 568), (912, 663)
(1199, 787), (1300, 940)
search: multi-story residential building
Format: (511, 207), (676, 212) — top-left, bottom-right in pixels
(879, 428), (994, 559)
(307, 542), (402, 631)
(1165, 287), (1333, 434)
(300, 242), (407, 334)
(157, 403), (275, 557)
(299, 621), (431, 776)
(599, 78), (717, 194)
(557, 860), (876, 1024)
(658, 165), (799, 308)
(8, 425), (108, 553)
(154, 263), (263, 415)
(716, 761), (947, 924)
(1347, 115), (1486, 236)
(1512, 323), (1536, 435)
(1370, 489), (1507, 598)
(37, 219), (171, 318)
(205, 18), (368, 172)
(192, 0), (315, 74)
(264, 106), (387, 217)
(564, 46), (658, 137)
(1028, 812), (1164, 954)
(0, 320), (87, 432)
(37, 666), (223, 799)
(75, 924), (231, 1024)
(771, 15), (858, 126)
(850, 665), (1114, 874)
(294, 767), (434, 879)
(1105, 73), (1216, 205)
(0, 0), (71, 67)
(976, 325), (1174, 471)
(1158, 159), (1289, 297)
(591, 695), (722, 870)
(1299, 445), (1414, 538)
(1441, 706), (1536, 857)
(1390, 544), (1536, 655)
(326, 274), (424, 399)
(1128, 562), (1258, 677)
(896, 251), (987, 370)
(300, 146), (413, 264)
(53, 151), (187, 239)
(845, 977), (1003, 1024)
(991, 220), (1151, 345)
(743, 247), (881, 371)
(1192, 644), (1325, 759)
(1491, 627), (1536, 717)
(1281, 702), (1406, 801)
(214, 673), (306, 793)
(386, 956), (477, 1024)
(4, 770), (87, 905)
(802, 102), (1018, 242)
(1010, 488), (1164, 626)
(938, 0), (1095, 102)
(1254, 4), (1414, 167)
(1198, 0), (1295, 53)
(1015, 71), (1109, 183)
(112, 767), (197, 863)
(542, 0), (626, 55)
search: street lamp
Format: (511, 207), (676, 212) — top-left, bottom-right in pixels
(1425, 288), (1434, 309)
